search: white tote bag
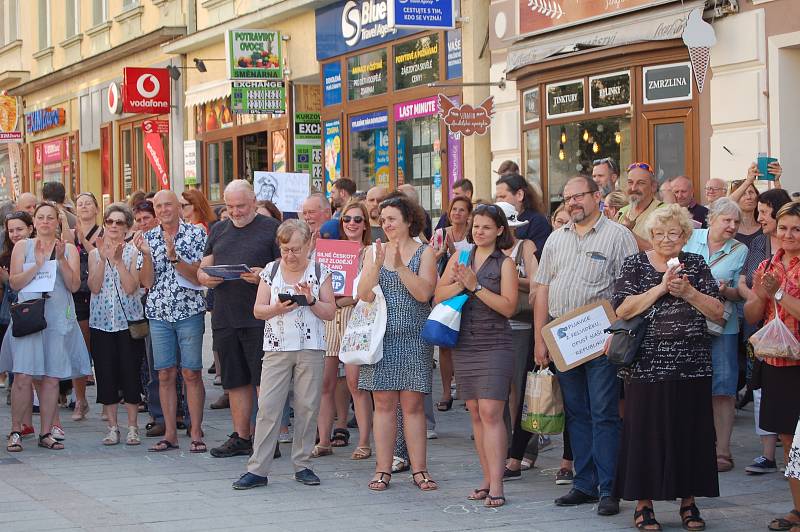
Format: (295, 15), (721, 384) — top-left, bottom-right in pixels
(339, 284), (387, 365)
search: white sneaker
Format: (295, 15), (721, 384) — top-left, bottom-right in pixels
(103, 426), (120, 446)
(51, 425), (66, 441)
(426, 430), (438, 440)
(126, 426), (140, 446)
(278, 431), (293, 444)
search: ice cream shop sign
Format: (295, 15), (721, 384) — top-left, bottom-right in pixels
(26, 107), (66, 134)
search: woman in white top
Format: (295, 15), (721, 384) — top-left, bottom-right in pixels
(233, 219), (336, 490)
(87, 204), (145, 446)
(431, 195), (473, 411)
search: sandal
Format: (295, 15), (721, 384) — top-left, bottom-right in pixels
(351, 446), (372, 460)
(331, 428), (350, 447)
(634, 506), (662, 531)
(7, 431), (22, 452)
(770, 510), (800, 531)
(680, 503), (706, 531)
(716, 454), (734, 472)
(312, 444), (333, 458)
(392, 456), (410, 473)
(436, 398), (453, 411)
(368, 471), (391, 491)
(467, 488), (489, 500)
(189, 440), (207, 453)
(38, 432), (64, 450)
(411, 471), (438, 491)
(485, 495), (506, 508)
(148, 439), (179, 452)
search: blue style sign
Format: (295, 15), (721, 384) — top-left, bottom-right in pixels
(389, 0), (456, 29)
(350, 110), (389, 132)
(446, 28), (462, 79)
(323, 62), (342, 106)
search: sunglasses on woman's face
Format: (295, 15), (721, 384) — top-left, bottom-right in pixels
(104, 218), (127, 227)
(341, 215), (364, 224)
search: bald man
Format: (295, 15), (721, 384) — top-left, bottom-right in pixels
(16, 192), (37, 215)
(704, 178), (727, 206)
(365, 186), (387, 241)
(671, 175), (708, 227)
(138, 189), (208, 452)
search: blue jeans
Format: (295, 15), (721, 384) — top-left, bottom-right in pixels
(144, 333), (189, 425)
(556, 355), (621, 498)
(150, 314), (205, 371)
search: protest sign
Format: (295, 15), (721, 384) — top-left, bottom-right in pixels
(315, 240), (361, 296)
(253, 172), (310, 214)
(541, 300), (616, 372)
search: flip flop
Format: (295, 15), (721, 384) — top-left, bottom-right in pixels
(189, 440), (207, 453)
(468, 488), (489, 500)
(148, 439), (179, 452)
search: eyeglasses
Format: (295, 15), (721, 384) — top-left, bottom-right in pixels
(704, 186), (726, 192)
(341, 215), (364, 224)
(651, 230), (684, 242)
(563, 191), (596, 203)
(104, 218), (127, 227)
(627, 162), (653, 173)
(592, 157), (619, 173)
(180, 202), (192, 208)
(280, 246), (304, 256)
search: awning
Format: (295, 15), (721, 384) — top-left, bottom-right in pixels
(184, 79), (231, 108)
(506, 0), (705, 77)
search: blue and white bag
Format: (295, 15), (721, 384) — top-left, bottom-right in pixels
(421, 249), (471, 348)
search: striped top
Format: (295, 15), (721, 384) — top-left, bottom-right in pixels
(534, 214), (638, 319)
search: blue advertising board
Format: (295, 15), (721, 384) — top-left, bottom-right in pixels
(350, 110), (389, 132)
(446, 28), (462, 79)
(315, 0), (418, 61)
(389, 0), (456, 29)
(323, 62), (343, 106)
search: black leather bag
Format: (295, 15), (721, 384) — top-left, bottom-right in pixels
(10, 297), (48, 337)
(604, 307), (656, 367)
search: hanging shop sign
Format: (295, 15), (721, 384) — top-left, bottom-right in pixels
(315, 0), (418, 61)
(447, 95), (463, 193)
(388, 0), (456, 29)
(183, 140), (200, 186)
(107, 82), (123, 115)
(26, 107), (66, 134)
(438, 94), (494, 136)
(122, 67), (171, 114)
(0, 95), (21, 142)
(323, 62), (343, 106)
(589, 71), (631, 112)
(643, 62), (692, 104)
(142, 119), (169, 135)
(394, 34), (440, 91)
(446, 29), (462, 80)
(225, 29), (283, 80)
(230, 80), (286, 114)
(519, 0), (679, 38)
(546, 79), (584, 118)
(143, 129), (170, 190)
(294, 113), (323, 191)
(8, 142), (21, 198)
(324, 119), (342, 195)
(347, 49), (388, 101)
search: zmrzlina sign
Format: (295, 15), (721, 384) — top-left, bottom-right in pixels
(123, 67), (171, 115)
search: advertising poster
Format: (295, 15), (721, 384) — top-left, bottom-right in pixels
(231, 80), (286, 114)
(324, 119), (342, 196)
(347, 50), (388, 101)
(374, 129), (390, 187)
(315, 240), (362, 296)
(323, 62), (342, 107)
(388, 0), (457, 29)
(226, 29), (283, 80)
(254, 172), (310, 213)
(394, 35), (440, 90)
(0, 94), (22, 142)
(294, 113), (323, 191)
(183, 140), (199, 186)
(446, 29), (462, 79)
(8, 142), (22, 199)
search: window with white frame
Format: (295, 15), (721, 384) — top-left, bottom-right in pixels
(0, 0), (19, 46)
(37, 0), (50, 50)
(92, 0), (107, 26)
(66, 0), (79, 38)
(122, 0), (139, 10)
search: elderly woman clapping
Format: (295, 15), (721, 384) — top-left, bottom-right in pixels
(611, 204), (724, 531)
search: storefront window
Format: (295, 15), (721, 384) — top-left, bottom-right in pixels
(122, 129), (133, 197)
(524, 129), (541, 187)
(347, 49), (388, 101)
(394, 34), (440, 91)
(654, 123), (685, 184)
(207, 143), (220, 201)
(272, 130), (287, 172)
(397, 115), (442, 218)
(546, 117), (631, 209)
(202, 98), (234, 133)
(240, 132), (268, 184)
(349, 111), (389, 191)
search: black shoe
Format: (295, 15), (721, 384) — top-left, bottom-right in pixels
(208, 363), (216, 375)
(295, 468), (320, 486)
(346, 416), (358, 429)
(274, 444), (281, 459)
(555, 489), (599, 507)
(210, 432), (253, 458)
(232, 472), (267, 490)
(32, 405), (40, 414)
(502, 467), (522, 482)
(597, 496), (620, 516)
(736, 388), (753, 409)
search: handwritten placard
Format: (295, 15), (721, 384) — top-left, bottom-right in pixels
(21, 260), (57, 293)
(315, 240), (361, 296)
(254, 171), (311, 214)
(542, 300), (616, 372)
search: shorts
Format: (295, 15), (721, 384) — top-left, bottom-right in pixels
(214, 326), (264, 389)
(73, 292), (90, 322)
(149, 313), (205, 371)
(711, 333), (739, 397)
(325, 305), (354, 357)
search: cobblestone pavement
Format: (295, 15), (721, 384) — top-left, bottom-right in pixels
(0, 325), (792, 530)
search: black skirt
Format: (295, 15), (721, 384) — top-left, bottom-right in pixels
(759, 363), (800, 435)
(614, 377), (719, 501)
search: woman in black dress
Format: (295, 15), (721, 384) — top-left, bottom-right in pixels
(612, 204), (723, 531)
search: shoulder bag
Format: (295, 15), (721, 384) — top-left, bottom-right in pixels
(109, 258), (149, 340)
(705, 243), (742, 336)
(604, 306), (656, 367)
(338, 245), (387, 365)
(510, 240), (533, 323)
(10, 247), (56, 338)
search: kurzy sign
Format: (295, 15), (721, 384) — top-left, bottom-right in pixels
(123, 68), (170, 115)
(226, 29), (283, 80)
(315, 240), (362, 296)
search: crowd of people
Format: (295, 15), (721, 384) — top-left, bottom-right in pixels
(1, 159), (799, 530)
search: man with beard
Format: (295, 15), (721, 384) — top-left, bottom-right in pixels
(617, 163), (662, 251)
(365, 186), (388, 241)
(591, 158), (619, 197)
(533, 175), (637, 516)
(330, 178), (356, 219)
(301, 193), (332, 255)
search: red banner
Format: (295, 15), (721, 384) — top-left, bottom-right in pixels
(144, 131), (170, 189)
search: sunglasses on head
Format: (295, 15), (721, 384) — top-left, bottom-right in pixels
(104, 218), (127, 227)
(474, 204), (499, 214)
(593, 157), (619, 173)
(627, 162), (653, 173)
(379, 197), (404, 209)
(341, 215), (364, 224)
(5, 210), (28, 221)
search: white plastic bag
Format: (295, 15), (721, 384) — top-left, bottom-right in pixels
(749, 301), (800, 360)
(339, 284), (387, 366)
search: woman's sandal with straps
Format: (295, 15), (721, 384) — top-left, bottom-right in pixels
(368, 471), (391, 491)
(680, 503), (706, 531)
(467, 488), (489, 500)
(411, 471), (438, 491)
(634, 506), (662, 531)
(38, 432), (64, 450)
(7, 431), (22, 452)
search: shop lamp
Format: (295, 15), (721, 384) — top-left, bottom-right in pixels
(193, 58), (226, 73)
(582, 129), (589, 142)
(167, 65), (181, 80)
(615, 132), (622, 144)
(558, 147), (566, 161)
(560, 128), (567, 144)
(592, 142), (600, 154)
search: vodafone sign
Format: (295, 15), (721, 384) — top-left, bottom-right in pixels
(107, 82), (122, 115)
(123, 67), (171, 114)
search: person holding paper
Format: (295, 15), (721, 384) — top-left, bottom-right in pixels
(533, 176), (637, 516)
(434, 203), (518, 507)
(0, 202), (91, 452)
(197, 180), (280, 459)
(612, 204), (723, 531)
(138, 190), (207, 453)
(87, 204), (145, 446)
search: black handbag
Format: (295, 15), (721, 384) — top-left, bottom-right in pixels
(109, 259), (150, 340)
(10, 247), (56, 338)
(604, 307), (656, 367)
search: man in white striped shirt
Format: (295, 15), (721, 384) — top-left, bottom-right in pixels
(533, 175), (637, 517)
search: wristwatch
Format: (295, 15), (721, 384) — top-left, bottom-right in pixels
(168, 257), (179, 265)
(309, 296), (317, 306)
(775, 288), (785, 302)
(471, 283), (483, 295)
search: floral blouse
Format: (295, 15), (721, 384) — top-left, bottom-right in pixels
(260, 260), (331, 353)
(89, 244), (144, 332)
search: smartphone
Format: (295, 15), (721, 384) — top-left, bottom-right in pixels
(278, 293), (309, 306)
(757, 152), (778, 181)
